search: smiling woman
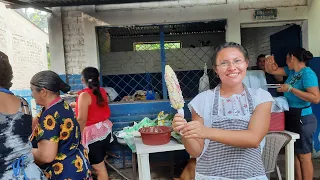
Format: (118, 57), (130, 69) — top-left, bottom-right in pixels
(172, 42), (274, 180)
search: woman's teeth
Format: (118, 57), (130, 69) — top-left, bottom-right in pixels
(227, 73), (239, 77)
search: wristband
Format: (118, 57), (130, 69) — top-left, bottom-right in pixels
(287, 85), (293, 92)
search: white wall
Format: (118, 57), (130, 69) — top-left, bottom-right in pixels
(89, 2), (308, 26)
(239, 0), (307, 9)
(241, 25), (291, 66)
(307, 0), (320, 57)
(0, 3), (49, 90)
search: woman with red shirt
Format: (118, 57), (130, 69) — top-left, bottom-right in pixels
(75, 67), (113, 180)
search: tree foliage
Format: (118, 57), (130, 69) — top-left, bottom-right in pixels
(16, 8), (49, 33)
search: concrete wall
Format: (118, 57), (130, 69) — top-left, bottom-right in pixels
(0, 3), (49, 90)
(239, 0), (307, 9)
(241, 25), (291, 66)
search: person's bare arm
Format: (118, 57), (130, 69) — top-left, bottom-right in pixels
(32, 140), (58, 165)
(77, 92), (91, 132)
(265, 56), (287, 77)
(291, 87), (320, 104)
(182, 102), (272, 148)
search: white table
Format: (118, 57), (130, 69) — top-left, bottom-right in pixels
(282, 130), (300, 180)
(135, 130), (300, 180)
(134, 138), (185, 180)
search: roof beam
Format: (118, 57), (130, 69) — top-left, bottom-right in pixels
(4, 0), (52, 13)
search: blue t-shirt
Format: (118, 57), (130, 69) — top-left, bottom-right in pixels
(284, 66), (318, 116)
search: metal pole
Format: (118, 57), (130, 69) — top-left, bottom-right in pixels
(160, 25), (168, 100)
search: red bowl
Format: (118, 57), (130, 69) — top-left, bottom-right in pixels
(139, 126), (172, 145)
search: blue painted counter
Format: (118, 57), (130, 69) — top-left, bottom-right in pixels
(109, 100), (191, 131)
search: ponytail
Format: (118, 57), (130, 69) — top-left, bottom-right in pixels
(82, 67), (106, 107)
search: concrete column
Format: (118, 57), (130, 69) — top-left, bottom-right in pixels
(225, 0), (241, 44)
(226, 18), (241, 44)
(48, 7), (66, 78)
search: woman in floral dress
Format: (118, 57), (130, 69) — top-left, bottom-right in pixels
(30, 70), (92, 180)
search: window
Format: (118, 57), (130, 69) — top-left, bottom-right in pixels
(134, 41), (181, 51)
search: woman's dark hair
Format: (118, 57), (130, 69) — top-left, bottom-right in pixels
(81, 67), (106, 107)
(288, 47), (313, 63)
(0, 51), (13, 89)
(30, 70), (70, 94)
(213, 42), (249, 69)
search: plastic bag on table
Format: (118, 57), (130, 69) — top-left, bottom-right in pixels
(123, 117), (156, 135)
(124, 135), (136, 152)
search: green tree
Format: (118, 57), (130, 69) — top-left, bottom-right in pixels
(16, 8), (49, 33)
(135, 42), (181, 51)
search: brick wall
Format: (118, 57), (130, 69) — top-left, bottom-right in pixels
(61, 11), (86, 75)
(60, 11), (111, 91)
(241, 25), (291, 66)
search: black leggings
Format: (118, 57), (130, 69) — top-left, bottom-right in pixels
(88, 133), (112, 165)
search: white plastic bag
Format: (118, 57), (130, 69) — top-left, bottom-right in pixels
(103, 87), (119, 102)
(199, 63), (210, 93)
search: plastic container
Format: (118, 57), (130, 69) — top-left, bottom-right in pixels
(139, 126), (172, 145)
(269, 112), (285, 131)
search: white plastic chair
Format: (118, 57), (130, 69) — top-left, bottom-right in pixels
(262, 132), (292, 180)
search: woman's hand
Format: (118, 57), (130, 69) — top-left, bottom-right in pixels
(265, 55), (279, 73)
(180, 121), (207, 139)
(277, 84), (290, 92)
(69, 102), (76, 108)
(172, 113), (187, 133)
(265, 55), (275, 64)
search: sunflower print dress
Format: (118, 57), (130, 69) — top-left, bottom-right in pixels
(31, 99), (92, 180)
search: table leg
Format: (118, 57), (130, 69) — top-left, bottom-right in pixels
(132, 152), (137, 180)
(170, 152), (174, 178)
(285, 139), (296, 180)
(137, 153), (151, 180)
(122, 149), (126, 169)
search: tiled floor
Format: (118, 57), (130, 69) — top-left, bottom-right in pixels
(108, 155), (320, 180)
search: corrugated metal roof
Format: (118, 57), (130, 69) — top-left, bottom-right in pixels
(102, 20), (226, 38)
